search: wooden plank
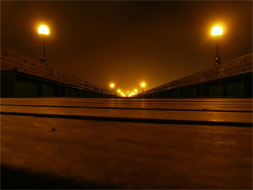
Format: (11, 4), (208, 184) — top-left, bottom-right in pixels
(1, 106), (252, 125)
(1, 98), (252, 111)
(1, 98), (252, 188)
(1, 114), (252, 189)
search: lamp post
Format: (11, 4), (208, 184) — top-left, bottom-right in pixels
(38, 25), (50, 64)
(140, 82), (146, 93)
(109, 82), (115, 94)
(211, 25), (223, 65)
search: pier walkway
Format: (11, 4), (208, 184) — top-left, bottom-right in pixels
(1, 98), (252, 188)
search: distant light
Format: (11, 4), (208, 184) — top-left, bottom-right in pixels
(211, 26), (223, 36)
(109, 83), (115, 89)
(134, 89), (138, 93)
(38, 25), (50, 35)
(120, 92), (126, 97)
(140, 82), (146, 88)
(117, 89), (121, 93)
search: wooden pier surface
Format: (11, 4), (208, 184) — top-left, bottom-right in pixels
(1, 98), (252, 189)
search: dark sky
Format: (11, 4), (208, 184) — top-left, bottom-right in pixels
(1, 1), (252, 91)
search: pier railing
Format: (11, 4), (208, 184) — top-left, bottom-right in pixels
(1, 47), (110, 95)
(140, 53), (252, 96)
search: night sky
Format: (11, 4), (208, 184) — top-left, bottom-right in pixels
(1, 1), (252, 91)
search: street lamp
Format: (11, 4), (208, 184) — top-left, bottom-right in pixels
(211, 25), (223, 65)
(38, 25), (50, 64)
(109, 82), (115, 94)
(109, 83), (115, 89)
(140, 82), (146, 92)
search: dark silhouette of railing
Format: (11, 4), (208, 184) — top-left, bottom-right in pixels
(138, 53), (252, 97)
(1, 47), (110, 95)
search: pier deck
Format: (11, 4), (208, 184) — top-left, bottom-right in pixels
(1, 98), (252, 188)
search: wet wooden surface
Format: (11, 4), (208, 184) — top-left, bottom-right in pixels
(1, 98), (252, 189)
(1, 98), (252, 111)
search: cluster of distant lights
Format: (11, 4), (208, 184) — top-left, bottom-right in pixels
(109, 82), (146, 97)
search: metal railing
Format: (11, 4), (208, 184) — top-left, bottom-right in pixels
(139, 53), (253, 96)
(0, 47), (110, 95)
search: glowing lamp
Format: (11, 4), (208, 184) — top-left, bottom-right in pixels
(38, 25), (50, 35)
(141, 82), (146, 88)
(110, 83), (115, 89)
(211, 26), (223, 36)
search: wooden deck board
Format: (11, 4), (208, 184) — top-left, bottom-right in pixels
(1, 98), (252, 188)
(2, 98), (252, 111)
(1, 106), (252, 124)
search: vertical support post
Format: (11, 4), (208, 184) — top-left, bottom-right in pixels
(43, 37), (46, 59)
(215, 39), (221, 65)
(40, 37), (46, 64)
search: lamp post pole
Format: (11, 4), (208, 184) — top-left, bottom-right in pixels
(109, 83), (115, 95)
(41, 37), (46, 64)
(38, 25), (50, 64)
(215, 38), (221, 65)
(140, 82), (146, 93)
(211, 25), (223, 65)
